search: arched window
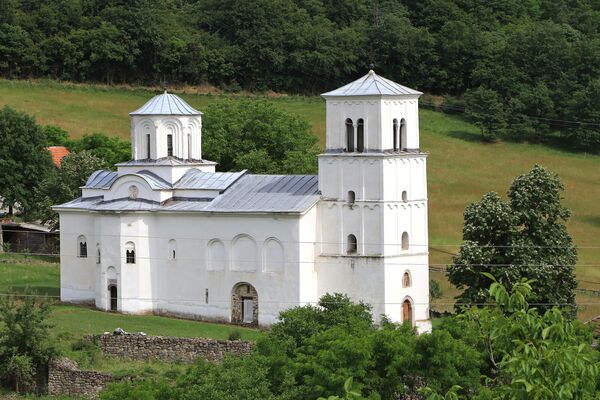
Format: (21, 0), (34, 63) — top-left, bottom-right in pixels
(77, 235), (87, 258)
(393, 118), (398, 151)
(401, 232), (409, 251)
(125, 241), (135, 264)
(402, 190), (408, 202)
(167, 134), (173, 156)
(402, 271), (411, 288)
(168, 239), (177, 260)
(187, 134), (192, 159)
(347, 234), (357, 254)
(345, 118), (354, 152)
(357, 118), (364, 153)
(403, 298), (413, 324)
(400, 119), (407, 150)
(347, 190), (355, 204)
(146, 133), (151, 159)
(96, 246), (101, 264)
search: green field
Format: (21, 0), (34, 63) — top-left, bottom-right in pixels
(2, 79), (600, 318)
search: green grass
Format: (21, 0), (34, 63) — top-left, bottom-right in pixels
(3, 79), (600, 316)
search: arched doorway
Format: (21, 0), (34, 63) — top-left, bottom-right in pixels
(108, 285), (118, 311)
(231, 282), (258, 325)
(402, 298), (412, 325)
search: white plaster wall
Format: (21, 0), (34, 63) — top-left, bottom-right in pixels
(131, 115), (203, 160)
(59, 213), (96, 302)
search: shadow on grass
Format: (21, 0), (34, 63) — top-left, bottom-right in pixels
(585, 216), (600, 229)
(447, 130), (487, 143)
(0, 285), (60, 297)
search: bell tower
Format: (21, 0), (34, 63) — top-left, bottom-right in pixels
(316, 70), (431, 333)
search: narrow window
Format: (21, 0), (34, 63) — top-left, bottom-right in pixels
(403, 271), (411, 288)
(125, 241), (135, 264)
(205, 288), (209, 304)
(347, 190), (355, 204)
(400, 119), (407, 150)
(187, 133), (192, 159)
(345, 118), (354, 152)
(401, 232), (409, 251)
(146, 133), (151, 159)
(357, 118), (364, 153)
(96, 246), (101, 264)
(77, 235), (87, 258)
(393, 119), (398, 151)
(167, 134), (173, 157)
(168, 239), (177, 260)
(347, 234), (357, 254)
(402, 190), (408, 202)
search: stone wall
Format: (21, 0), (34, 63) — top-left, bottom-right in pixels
(48, 358), (115, 398)
(90, 333), (254, 363)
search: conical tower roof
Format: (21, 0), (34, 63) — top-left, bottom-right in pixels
(130, 91), (203, 116)
(321, 70), (422, 97)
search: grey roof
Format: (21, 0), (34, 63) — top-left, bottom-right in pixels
(204, 174), (319, 213)
(116, 157), (216, 167)
(174, 169), (246, 191)
(130, 92), (203, 116)
(58, 174), (320, 214)
(84, 170), (171, 189)
(85, 170), (118, 189)
(322, 70), (422, 97)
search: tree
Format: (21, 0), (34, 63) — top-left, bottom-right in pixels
(0, 106), (54, 215)
(0, 292), (55, 393)
(423, 275), (600, 399)
(66, 132), (130, 168)
(464, 86), (507, 141)
(448, 165), (577, 310)
(32, 150), (106, 229)
(202, 99), (318, 174)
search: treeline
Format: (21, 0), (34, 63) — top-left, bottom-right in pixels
(2, 0), (600, 149)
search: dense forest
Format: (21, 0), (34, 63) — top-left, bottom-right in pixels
(1, 0), (600, 149)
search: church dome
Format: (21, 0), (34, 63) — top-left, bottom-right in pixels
(129, 91), (203, 116)
(321, 70), (422, 97)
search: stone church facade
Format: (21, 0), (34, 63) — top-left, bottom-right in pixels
(55, 71), (432, 333)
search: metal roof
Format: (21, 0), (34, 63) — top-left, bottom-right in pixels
(58, 174), (320, 214)
(204, 174), (319, 213)
(174, 169), (246, 191)
(85, 170), (118, 189)
(116, 158), (216, 167)
(129, 91), (203, 116)
(321, 70), (422, 97)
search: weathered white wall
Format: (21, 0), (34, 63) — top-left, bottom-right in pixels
(131, 115), (203, 160)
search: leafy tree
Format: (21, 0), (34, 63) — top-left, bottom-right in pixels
(202, 99), (318, 174)
(66, 132), (130, 168)
(464, 86), (506, 141)
(31, 150), (106, 229)
(0, 292), (55, 393)
(0, 106), (54, 215)
(429, 279), (442, 300)
(43, 125), (69, 146)
(448, 165), (577, 311)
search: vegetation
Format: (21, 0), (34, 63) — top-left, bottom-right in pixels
(100, 279), (600, 399)
(0, 293), (55, 393)
(2, 0), (600, 150)
(203, 99), (318, 174)
(0, 106), (54, 214)
(448, 165), (577, 310)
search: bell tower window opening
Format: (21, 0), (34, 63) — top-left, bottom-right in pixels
(400, 118), (407, 150)
(357, 119), (364, 153)
(402, 190), (408, 202)
(347, 234), (357, 255)
(345, 119), (354, 152)
(187, 133), (192, 159)
(167, 134), (173, 157)
(402, 271), (411, 288)
(393, 119), (398, 151)
(401, 232), (409, 251)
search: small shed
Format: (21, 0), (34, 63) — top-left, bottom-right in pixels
(1, 222), (59, 255)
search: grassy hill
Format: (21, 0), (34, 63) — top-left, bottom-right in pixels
(3, 79), (600, 318)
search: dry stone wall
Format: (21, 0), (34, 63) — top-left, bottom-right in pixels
(48, 358), (115, 398)
(89, 333), (254, 363)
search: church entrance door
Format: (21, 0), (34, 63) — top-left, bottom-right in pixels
(402, 299), (412, 324)
(109, 285), (118, 311)
(231, 282), (258, 325)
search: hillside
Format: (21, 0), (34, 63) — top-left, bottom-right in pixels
(3, 80), (600, 317)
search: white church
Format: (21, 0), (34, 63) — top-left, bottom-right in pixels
(55, 71), (432, 333)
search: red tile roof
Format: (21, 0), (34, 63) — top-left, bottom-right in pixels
(48, 146), (70, 167)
